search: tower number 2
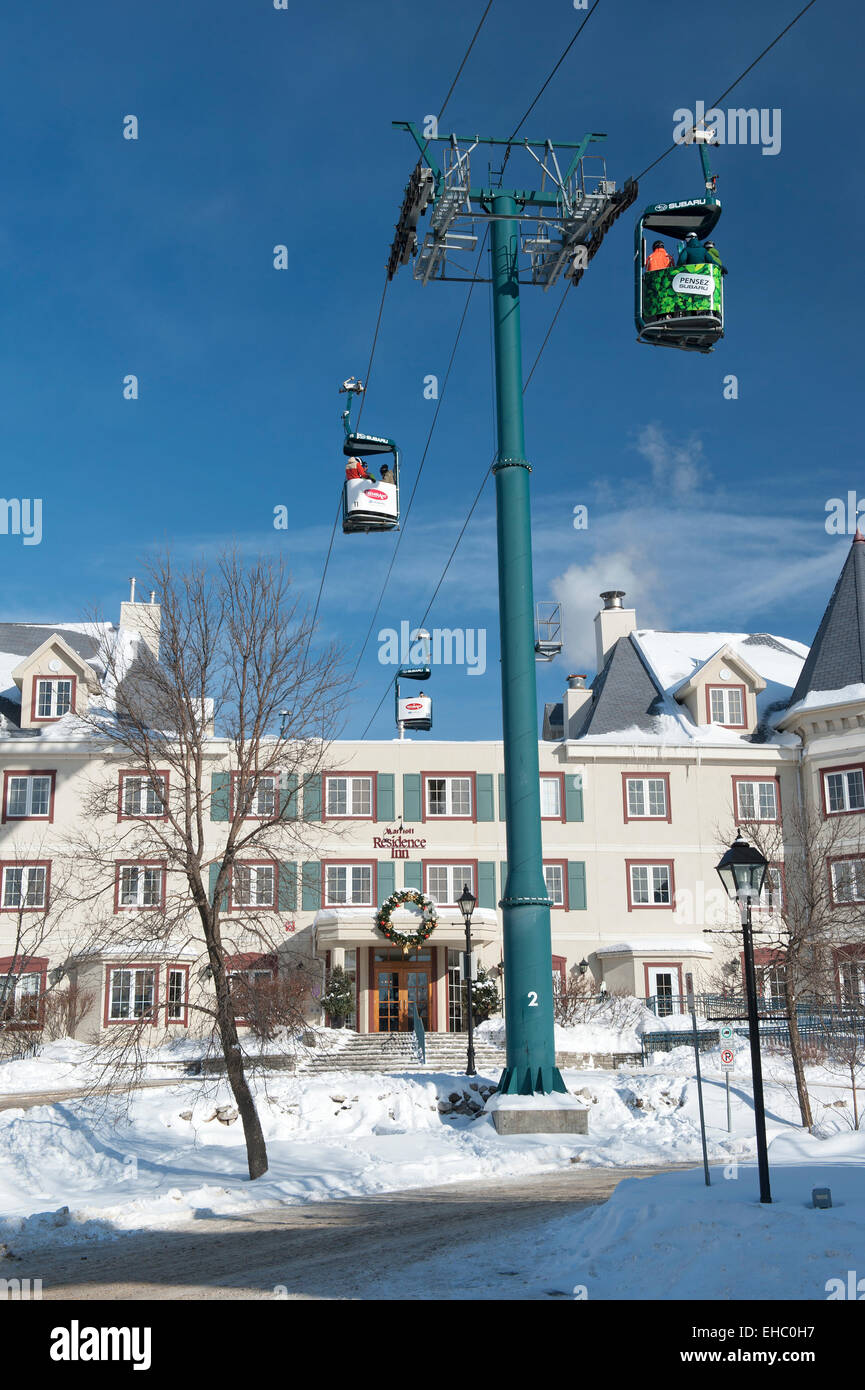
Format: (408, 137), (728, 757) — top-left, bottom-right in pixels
(528, 991), (538, 1006)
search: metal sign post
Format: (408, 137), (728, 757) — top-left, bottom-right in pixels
(689, 991), (711, 1186)
(720, 1025), (734, 1133)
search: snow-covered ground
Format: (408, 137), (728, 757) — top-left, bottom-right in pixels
(1, 1030), (862, 1277)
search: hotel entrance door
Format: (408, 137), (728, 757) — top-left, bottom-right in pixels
(375, 949), (431, 1032)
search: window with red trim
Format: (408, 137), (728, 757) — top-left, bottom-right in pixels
(115, 861), (166, 911)
(733, 777), (780, 823)
(323, 862), (374, 906)
(165, 966), (189, 1025)
(627, 860), (674, 909)
(424, 863), (475, 905)
(623, 774), (670, 821)
(822, 765), (865, 816)
(324, 774), (374, 819)
(424, 775), (473, 819)
(32, 676), (75, 721)
(231, 771), (280, 820)
(707, 684), (746, 728)
(118, 771), (168, 820)
(0, 862), (50, 911)
(540, 775), (563, 820)
(543, 861), (568, 908)
(3, 771), (56, 823)
(829, 856), (865, 905)
(231, 862), (277, 909)
(106, 966), (158, 1023)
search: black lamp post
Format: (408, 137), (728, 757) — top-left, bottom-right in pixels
(578, 958), (588, 976)
(457, 883), (478, 1077)
(716, 831), (772, 1204)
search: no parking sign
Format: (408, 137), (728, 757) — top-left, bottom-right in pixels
(720, 1047), (735, 1067)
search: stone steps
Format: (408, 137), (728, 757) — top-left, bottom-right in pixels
(297, 1030), (506, 1075)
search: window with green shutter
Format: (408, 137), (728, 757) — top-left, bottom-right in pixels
(403, 774), (422, 822)
(478, 862), (496, 910)
(301, 861), (321, 910)
(377, 773), (395, 823)
(210, 772), (230, 822)
(567, 861), (587, 910)
(565, 774), (584, 822)
(303, 775), (321, 821)
(278, 862), (297, 912)
(476, 774), (494, 822)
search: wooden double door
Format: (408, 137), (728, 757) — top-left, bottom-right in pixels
(375, 960), (431, 1032)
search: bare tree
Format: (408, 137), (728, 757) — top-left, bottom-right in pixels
(78, 551), (348, 1178)
(719, 798), (865, 1131)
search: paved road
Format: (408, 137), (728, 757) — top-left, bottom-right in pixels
(11, 1164), (693, 1300)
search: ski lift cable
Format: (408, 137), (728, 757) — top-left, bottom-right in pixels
(348, 226), (492, 681)
(633, 0), (821, 182)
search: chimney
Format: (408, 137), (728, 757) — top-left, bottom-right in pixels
(564, 673), (591, 736)
(120, 578), (161, 660)
(594, 589), (636, 671)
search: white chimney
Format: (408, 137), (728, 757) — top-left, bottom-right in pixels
(594, 589), (636, 671)
(120, 580), (161, 660)
(563, 674), (592, 737)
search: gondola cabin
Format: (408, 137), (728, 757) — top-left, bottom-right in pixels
(398, 693), (432, 731)
(343, 431), (400, 534)
(635, 198), (724, 353)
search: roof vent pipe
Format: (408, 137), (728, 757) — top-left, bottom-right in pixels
(567, 674), (586, 689)
(600, 590), (626, 610)
(129, 576), (136, 603)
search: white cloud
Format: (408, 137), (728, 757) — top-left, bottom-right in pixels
(635, 422), (709, 497)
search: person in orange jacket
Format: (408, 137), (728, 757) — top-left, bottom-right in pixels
(345, 457), (371, 481)
(645, 240), (673, 272)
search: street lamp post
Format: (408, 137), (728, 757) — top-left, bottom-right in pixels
(716, 831), (773, 1204)
(458, 883), (478, 1078)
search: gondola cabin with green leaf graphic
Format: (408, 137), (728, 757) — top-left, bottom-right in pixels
(340, 377), (400, 533)
(635, 129), (725, 354)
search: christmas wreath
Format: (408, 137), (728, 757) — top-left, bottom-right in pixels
(375, 889), (438, 954)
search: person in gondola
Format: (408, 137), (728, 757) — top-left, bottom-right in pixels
(645, 240), (672, 272)
(677, 232), (708, 266)
(379, 462), (395, 486)
(703, 240), (727, 275)
(345, 456), (371, 481)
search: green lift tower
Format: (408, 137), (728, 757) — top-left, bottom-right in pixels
(388, 125), (637, 1095)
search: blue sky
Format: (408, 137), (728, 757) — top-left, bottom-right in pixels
(1, 0), (861, 740)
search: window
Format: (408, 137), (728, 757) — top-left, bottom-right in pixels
(823, 766), (865, 815)
(734, 778), (780, 822)
(708, 685), (745, 727)
(540, 776), (562, 819)
(624, 775), (669, 821)
(324, 863), (373, 906)
(325, 775), (373, 818)
(1, 864), (48, 911)
(107, 967), (156, 1022)
(116, 863), (164, 910)
(839, 958), (865, 1006)
(166, 967), (188, 1024)
(543, 863), (565, 907)
(426, 864), (475, 905)
(447, 949), (464, 1032)
(425, 775), (472, 818)
(0, 972), (41, 1023)
(119, 772), (167, 819)
(3, 772), (55, 822)
(233, 863), (276, 909)
(33, 677), (73, 720)
(758, 865), (784, 912)
(830, 857), (865, 905)
(627, 861), (673, 908)
(232, 773), (279, 819)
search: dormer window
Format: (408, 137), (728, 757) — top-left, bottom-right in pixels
(33, 677), (74, 721)
(707, 684), (746, 728)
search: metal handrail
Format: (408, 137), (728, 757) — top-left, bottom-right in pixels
(409, 1002), (426, 1063)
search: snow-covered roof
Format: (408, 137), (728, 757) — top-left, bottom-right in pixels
(594, 938), (715, 957)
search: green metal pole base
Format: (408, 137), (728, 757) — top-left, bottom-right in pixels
(497, 1064), (568, 1096)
